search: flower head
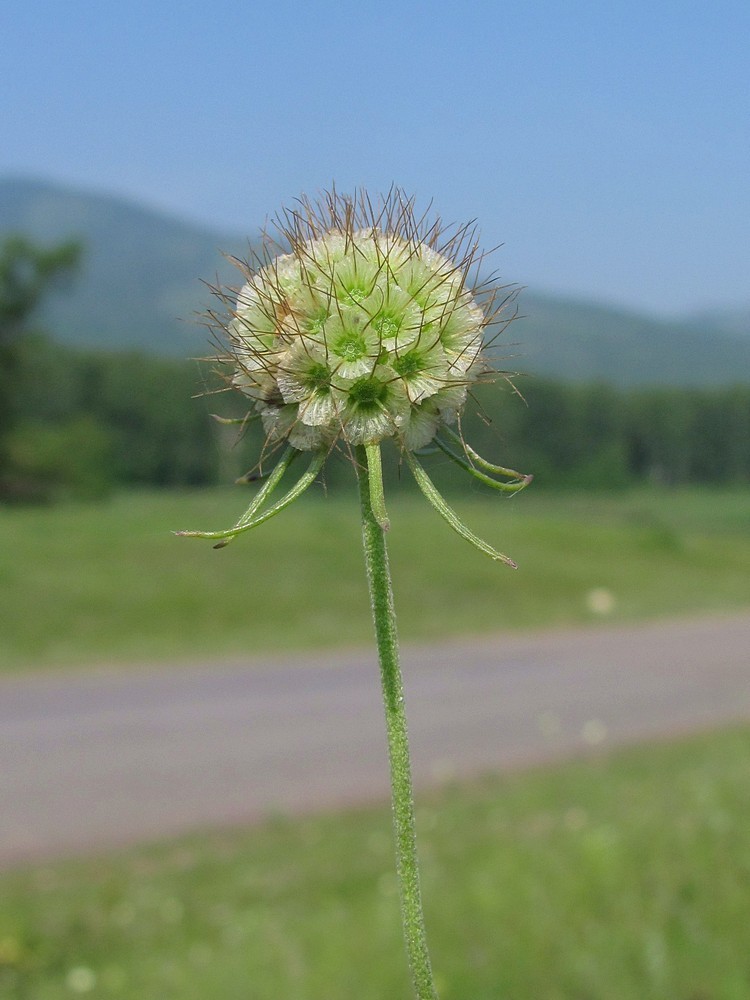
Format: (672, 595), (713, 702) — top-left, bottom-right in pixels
(180, 188), (531, 559)
(214, 188), (514, 454)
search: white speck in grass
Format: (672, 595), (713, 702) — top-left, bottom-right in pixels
(65, 966), (97, 993)
(586, 587), (616, 615)
(581, 718), (608, 745)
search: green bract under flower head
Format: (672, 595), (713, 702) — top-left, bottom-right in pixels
(214, 188), (515, 453)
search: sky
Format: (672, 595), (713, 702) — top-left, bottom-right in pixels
(2, 0), (748, 317)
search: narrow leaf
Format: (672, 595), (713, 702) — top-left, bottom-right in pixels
(442, 425), (532, 482)
(175, 446), (299, 544)
(405, 451), (518, 568)
(434, 436), (532, 493)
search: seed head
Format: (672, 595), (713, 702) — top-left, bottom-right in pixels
(210, 188), (516, 453)
(181, 189), (530, 555)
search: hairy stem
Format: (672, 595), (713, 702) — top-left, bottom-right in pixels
(357, 444), (438, 1000)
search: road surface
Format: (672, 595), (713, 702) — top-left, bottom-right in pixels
(1, 613), (749, 867)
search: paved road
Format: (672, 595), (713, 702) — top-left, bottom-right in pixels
(1, 614), (749, 867)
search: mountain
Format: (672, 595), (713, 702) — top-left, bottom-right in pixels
(2, 176), (749, 385)
(0, 176), (248, 355)
(683, 307), (750, 340)
(504, 292), (750, 386)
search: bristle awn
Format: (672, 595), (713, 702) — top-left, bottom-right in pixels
(210, 412), (261, 426)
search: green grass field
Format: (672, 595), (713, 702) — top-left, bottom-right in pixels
(1, 724), (749, 998)
(1, 485), (748, 671)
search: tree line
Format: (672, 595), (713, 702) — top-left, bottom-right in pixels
(2, 342), (747, 501)
(1, 235), (748, 501)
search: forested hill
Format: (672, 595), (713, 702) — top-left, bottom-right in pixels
(512, 293), (750, 387)
(0, 176), (247, 356)
(2, 176), (749, 386)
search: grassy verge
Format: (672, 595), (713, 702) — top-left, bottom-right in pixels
(1, 485), (749, 671)
(1, 724), (749, 998)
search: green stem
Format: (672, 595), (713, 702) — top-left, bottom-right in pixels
(356, 444), (439, 1000)
(365, 441), (391, 530)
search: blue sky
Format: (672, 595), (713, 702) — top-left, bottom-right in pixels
(2, 0), (748, 316)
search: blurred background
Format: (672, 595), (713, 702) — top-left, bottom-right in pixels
(1, 0), (749, 505)
(1, 1), (749, 997)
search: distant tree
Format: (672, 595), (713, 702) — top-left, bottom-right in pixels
(0, 235), (81, 497)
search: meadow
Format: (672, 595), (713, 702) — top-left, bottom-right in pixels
(1, 484), (748, 672)
(2, 485), (749, 998)
(1, 724), (748, 998)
